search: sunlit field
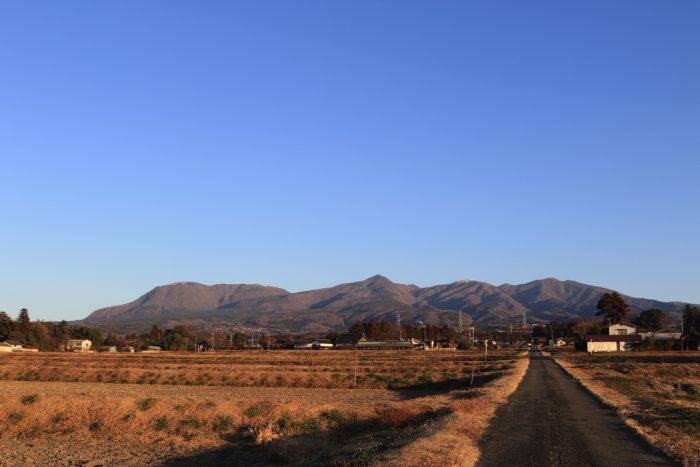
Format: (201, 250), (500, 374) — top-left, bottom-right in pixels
(0, 350), (527, 466)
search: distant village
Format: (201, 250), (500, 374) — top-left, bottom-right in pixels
(2, 293), (700, 354)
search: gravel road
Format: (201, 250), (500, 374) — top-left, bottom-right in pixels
(477, 352), (676, 467)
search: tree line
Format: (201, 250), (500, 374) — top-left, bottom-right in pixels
(0, 308), (105, 351)
(346, 318), (456, 341)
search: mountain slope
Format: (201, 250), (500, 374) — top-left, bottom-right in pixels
(81, 276), (694, 332)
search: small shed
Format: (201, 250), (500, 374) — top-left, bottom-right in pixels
(65, 339), (92, 352)
(0, 342), (14, 353)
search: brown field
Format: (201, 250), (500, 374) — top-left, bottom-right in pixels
(0, 350), (514, 390)
(552, 352), (700, 466)
(0, 350), (528, 466)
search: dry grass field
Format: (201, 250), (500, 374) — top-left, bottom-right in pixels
(0, 350), (512, 390)
(553, 352), (700, 467)
(0, 350), (527, 466)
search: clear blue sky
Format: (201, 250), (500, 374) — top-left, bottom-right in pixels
(1, 1), (698, 321)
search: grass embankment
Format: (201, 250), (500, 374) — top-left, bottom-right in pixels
(0, 351), (526, 465)
(379, 351), (529, 466)
(552, 352), (700, 467)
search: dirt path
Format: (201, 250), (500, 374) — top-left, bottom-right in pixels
(477, 352), (675, 467)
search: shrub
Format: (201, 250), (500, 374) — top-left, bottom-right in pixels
(154, 416), (169, 432)
(179, 416), (203, 429)
(320, 409), (344, 425)
(89, 420), (103, 432)
(51, 413), (67, 424)
(212, 415), (234, 433)
(136, 397), (156, 411)
(8, 412), (23, 424)
(21, 394), (38, 405)
(244, 403), (271, 418)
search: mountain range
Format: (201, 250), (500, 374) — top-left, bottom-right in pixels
(80, 275), (692, 333)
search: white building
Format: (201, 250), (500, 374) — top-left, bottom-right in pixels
(584, 323), (643, 352)
(65, 339), (92, 351)
(608, 323), (637, 336)
(0, 342), (14, 353)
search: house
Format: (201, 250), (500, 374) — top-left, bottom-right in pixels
(98, 346), (117, 352)
(585, 335), (642, 352)
(65, 339), (92, 352)
(435, 338), (457, 350)
(142, 346), (162, 353)
(608, 323), (637, 336)
(333, 333), (368, 349)
(549, 338), (566, 347)
(0, 342), (14, 353)
(5, 340), (23, 351)
(294, 341), (314, 350)
(312, 339), (334, 350)
(583, 323), (644, 352)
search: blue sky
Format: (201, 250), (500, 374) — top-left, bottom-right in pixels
(1, 1), (698, 321)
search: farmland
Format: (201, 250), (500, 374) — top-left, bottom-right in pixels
(0, 350), (527, 466)
(0, 350), (513, 390)
(553, 352), (700, 466)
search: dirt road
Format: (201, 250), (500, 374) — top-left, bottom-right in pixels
(477, 352), (675, 467)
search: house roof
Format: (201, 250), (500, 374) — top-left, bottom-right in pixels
(610, 323), (638, 328)
(356, 341), (414, 347)
(334, 333), (366, 344)
(585, 335), (643, 342)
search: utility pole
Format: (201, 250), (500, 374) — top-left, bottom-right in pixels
(509, 324), (512, 346)
(550, 324), (554, 345)
(681, 320), (684, 352)
(522, 311), (527, 330)
(354, 350), (358, 387)
(212, 332), (215, 351)
(396, 312), (401, 340)
(458, 310), (463, 333)
(194, 334), (197, 352)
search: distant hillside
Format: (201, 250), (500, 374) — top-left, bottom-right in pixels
(80, 275), (692, 333)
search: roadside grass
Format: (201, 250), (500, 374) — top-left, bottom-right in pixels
(555, 353), (700, 466)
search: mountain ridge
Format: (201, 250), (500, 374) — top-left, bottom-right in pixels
(80, 275), (694, 333)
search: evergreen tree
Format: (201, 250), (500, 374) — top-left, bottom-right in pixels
(0, 311), (12, 340)
(595, 292), (630, 325)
